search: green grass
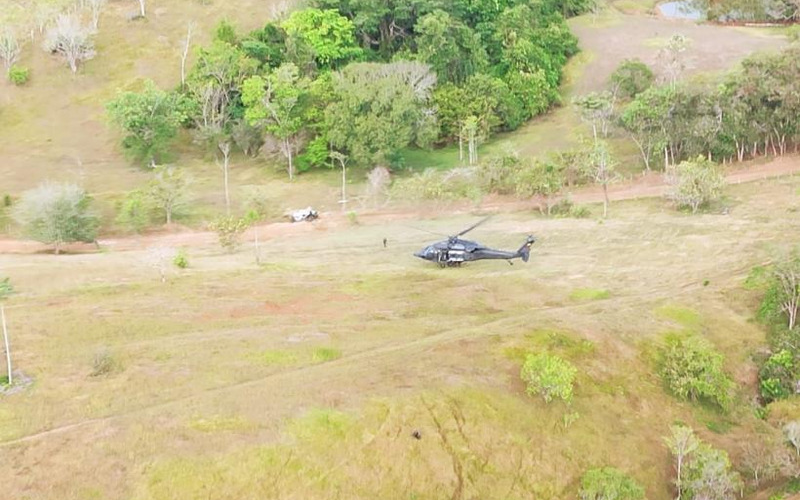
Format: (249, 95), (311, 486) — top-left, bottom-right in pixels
(655, 304), (703, 331)
(247, 349), (299, 366)
(312, 347), (342, 363)
(569, 288), (611, 301)
(188, 415), (254, 433)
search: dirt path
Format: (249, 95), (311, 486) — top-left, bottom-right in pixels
(0, 156), (798, 255)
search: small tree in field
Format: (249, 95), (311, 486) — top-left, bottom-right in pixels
(147, 166), (190, 225)
(659, 335), (732, 409)
(664, 425), (699, 500)
(666, 156), (724, 213)
(43, 15), (95, 73)
(0, 29), (21, 74)
(609, 59), (654, 99)
(209, 216), (248, 253)
(579, 467), (645, 500)
(521, 353), (577, 403)
(13, 182), (98, 254)
(772, 252), (800, 330)
(584, 140), (616, 218)
(513, 160), (565, 216)
(0, 277), (13, 385)
(144, 246), (176, 283)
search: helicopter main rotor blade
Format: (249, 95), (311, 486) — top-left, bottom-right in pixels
(402, 225), (449, 238)
(454, 216), (492, 238)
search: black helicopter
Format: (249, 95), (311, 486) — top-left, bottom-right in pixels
(413, 217), (536, 267)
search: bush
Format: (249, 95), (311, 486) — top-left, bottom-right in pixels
(579, 467), (646, 500)
(760, 350), (796, 403)
(8, 65), (29, 86)
(666, 156), (724, 214)
(173, 249), (189, 269)
(209, 216), (249, 253)
(115, 190), (152, 233)
(659, 335), (733, 409)
(391, 168), (483, 202)
(90, 349), (119, 377)
(521, 353), (577, 403)
(609, 59), (653, 99)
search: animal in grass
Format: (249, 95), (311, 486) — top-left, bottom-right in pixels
(413, 217), (535, 267)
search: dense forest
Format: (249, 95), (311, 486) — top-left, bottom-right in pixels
(106, 0), (591, 177)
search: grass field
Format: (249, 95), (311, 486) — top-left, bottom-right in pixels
(1, 174), (798, 499)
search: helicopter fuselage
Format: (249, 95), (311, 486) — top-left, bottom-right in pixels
(414, 236), (533, 267)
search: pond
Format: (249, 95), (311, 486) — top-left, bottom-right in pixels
(657, 0), (705, 20)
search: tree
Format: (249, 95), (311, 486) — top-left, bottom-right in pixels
(209, 216), (248, 253)
(772, 252), (800, 330)
(87, 0), (107, 30)
(682, 444), (742, 500)
(242, 63), (310, 180)
(620, 86), (672, 171)
(0, 29), (21, 75)
(330, 151), (349, 208)
(147, 166), (190, 225)
(115, 190), (152, 233)
(180, 21), (195, 89)
(43, 14), (95, 73)
(658, 34), (691, 88)
(609, 59), (654, 99)
(414, 10), (487, 84)
(137, 0), (146, 18)
(461, 115), (481, 166)
(520, 353), (577, 403)
(513, 159), (565, 215)
(759, 349), (795, 403)
(218, 141), (233, 214)
(325, 61), (437, 167)
(784, 420), (800, 456)
(659, 335), (733, 409)
(665, 156), (724, 213)
(281, 8), (363, 70)
(664, 425), (699, 500)
(144, 246), (176, 283)
(583, 140), (616, 218)
(574, 92), (615, 140)
(0, 277), (13, 385)
(579, 467), (646, 500)
(107, 82), (187, 167)
(740, 433), (795, 486)
(12, 182), (98, 254)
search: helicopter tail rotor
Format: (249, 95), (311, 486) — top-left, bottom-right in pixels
(517, 235), (536, 263)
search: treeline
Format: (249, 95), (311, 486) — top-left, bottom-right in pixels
(107, 0), (589, 176)
(619, 45), (800, 170)
(689, 0), (800, 23)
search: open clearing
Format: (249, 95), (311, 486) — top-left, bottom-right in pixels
(1, 174), (798, 499)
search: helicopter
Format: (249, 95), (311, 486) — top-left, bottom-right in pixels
(413, 217), (536, 267)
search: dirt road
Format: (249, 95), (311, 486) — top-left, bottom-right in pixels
(1, 156), (798, 255)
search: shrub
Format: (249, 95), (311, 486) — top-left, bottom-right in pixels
(115, 190), (152, 233)
(579, 467), (646, 500)
(609, 59), (654, 99)
(760, 350), (796, 403)
(666, 156), (724, 213)
(2, 194), (12, 207)
(90, 349), (119, 377)
(173, 249), (189, 269)
(659, 335), (733, 409)
(8, 65), (29, 85)
(209, 216), (248, 253)
(391, 168), (483, 202)
(521, 353), (577, 403)
(683, 444), (743, 500)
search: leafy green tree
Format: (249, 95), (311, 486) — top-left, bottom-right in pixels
(209, 216), (249, 253)
(13, 182), (98, 254)
(665, 156), (724, 213)
(759, 349), (795, 403)
(242, 63), (311, 180)
(619, 86), (672, 171)
(107, 82), (188, 167)
(609, 59), (654, 99)
(241, 22), (287, 69)
(520, 352), (577, 403)
(579, 467), (646, 500)
(574, 92), (614, 139)
(281, 8), (363, 70)
(659, 335), (733, 409)
(325, 61), (438, 167)
(414, 10), (487, 84)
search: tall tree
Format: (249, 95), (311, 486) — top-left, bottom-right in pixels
(414, 10), (487, 84)
(281, 8), (363, 70)
(148, 166), (191, 225)
(242, 63), (310, 180)
(0, 277), (13, 385)
(107, 82), (188, 167)
(324, 61), (437, 167)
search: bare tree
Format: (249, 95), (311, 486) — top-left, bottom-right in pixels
(144, 246), (176, 283)
(86, 0), (107, 30)
(584, 139), (617, 218)
(664, 425), (699, 500)
(43, 14), (95, 73)
(461, 116), (480, 166)
(180, 21), (195, 89)
(785, 421), (800, 456)
(218, 141), (232, 215)
(658, 34), (690, 88)
(137, 0), (146, 18)
(773, 254), (800, 330)
(330, 151), (349, 210)
(0, 278), (13, 385)
(0, 29), (21, 74)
